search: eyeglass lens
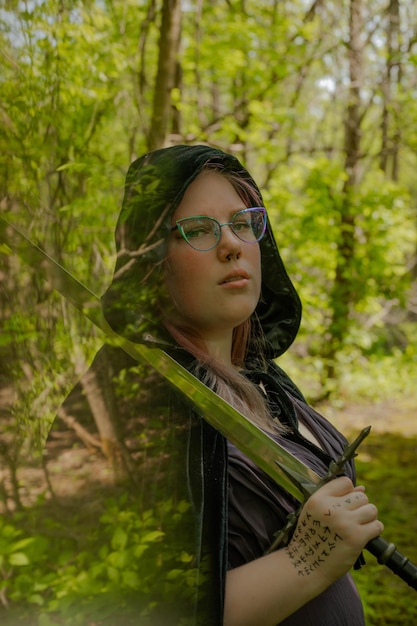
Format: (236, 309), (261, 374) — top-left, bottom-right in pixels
(178, 208), (266, 251)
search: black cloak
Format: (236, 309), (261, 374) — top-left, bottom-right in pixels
(99, 144), (304, 624)
(45, 145), (363, 626)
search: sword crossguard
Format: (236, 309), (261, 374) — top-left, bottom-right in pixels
(320, 425), (371, 484)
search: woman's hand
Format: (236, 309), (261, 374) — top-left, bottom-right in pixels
(285, 476), (384, 588)
(225, 477), (383, 626)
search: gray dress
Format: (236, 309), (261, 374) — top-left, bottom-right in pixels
(227, 374), (366, 626)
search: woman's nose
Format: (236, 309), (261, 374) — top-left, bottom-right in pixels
(216, 226), (242, 261)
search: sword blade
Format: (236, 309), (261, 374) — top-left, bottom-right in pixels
(0, 216), (319, 501)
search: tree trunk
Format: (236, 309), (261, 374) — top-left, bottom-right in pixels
(76, 352), (131, 481)
(148, 0), (182, 150)
(322, 0), (364, 387)
(380, 0), (401, 180)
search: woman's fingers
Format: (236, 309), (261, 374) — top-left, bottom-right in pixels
(286, 475), (384, 587)
(315, 475), (355, 497)
(304, 476), (383, 542)
(338, 489), (368, 511)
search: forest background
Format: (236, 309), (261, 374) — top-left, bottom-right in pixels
(1, 0), (417, 624)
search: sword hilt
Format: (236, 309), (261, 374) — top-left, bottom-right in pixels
(366, 536), (417, 590)
(268, 429), (417, 593)
(267, 426), (372, 553)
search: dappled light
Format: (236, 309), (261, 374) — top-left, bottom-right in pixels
(1, 0), (417, 624)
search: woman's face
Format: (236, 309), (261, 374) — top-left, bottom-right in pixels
(164, 170), (262, 344)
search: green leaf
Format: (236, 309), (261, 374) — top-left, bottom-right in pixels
(179, 551), (193, 564)
(166, 568), (183, 580)
(9, 552), (30, 566)
(28, 593), (45, 606)
(10, 537), (35, 552)
(111, 526), (128, 550)
(142, 530), (164, 544)
(122, 570), (140, 589)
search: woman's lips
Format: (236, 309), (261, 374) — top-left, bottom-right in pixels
(219, 270), (249, 287)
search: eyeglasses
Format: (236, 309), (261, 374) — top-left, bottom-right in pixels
(171, 207), (267, 251)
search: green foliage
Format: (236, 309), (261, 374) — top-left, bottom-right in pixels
(0, 495), (199, 625)
(0, 519), (41, 572)
(1, 431), (416, 626)
(1, 2), (417, 623)
(279, 339), (417, 406)
(0, 518), (50, 611)
(1, 0), (416, 395)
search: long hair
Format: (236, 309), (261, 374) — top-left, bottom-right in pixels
(164, 165), (286, 434)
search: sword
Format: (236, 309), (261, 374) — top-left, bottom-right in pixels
(1, 215), (417, 591)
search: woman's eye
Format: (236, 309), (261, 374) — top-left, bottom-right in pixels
(233, 220), (251, 232)
(186, 226), (211, 238)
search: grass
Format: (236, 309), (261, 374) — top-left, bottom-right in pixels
(352, 434), (417, 625)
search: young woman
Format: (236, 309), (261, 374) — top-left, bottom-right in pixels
(100, 144), (383, 625)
